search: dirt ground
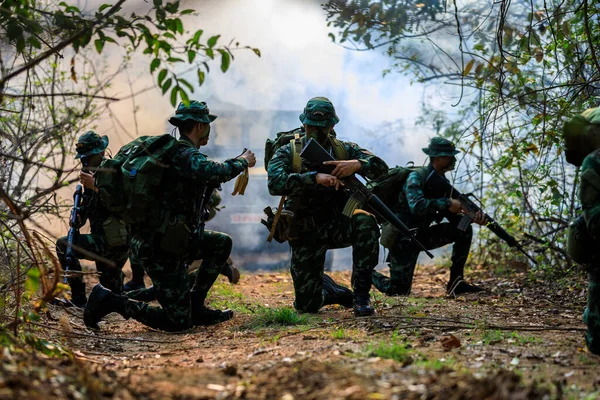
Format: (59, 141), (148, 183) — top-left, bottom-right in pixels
(3, 263), (600, 399)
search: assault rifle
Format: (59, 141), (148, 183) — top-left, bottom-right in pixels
(64, 184), (84, 283)
(425, 170), (538, 265)
(300, 138), (434, 259)
(187, 185), (215, 261)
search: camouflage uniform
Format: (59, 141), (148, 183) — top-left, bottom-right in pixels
(372, 137), (479, 296)
(85, 101), (247, 332)
(267, 97), (388, 315)
(56, 131), (134, 305)
(563, 107), (600, 354)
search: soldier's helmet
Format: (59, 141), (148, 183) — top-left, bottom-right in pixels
(563, 107), (600, 167)
(422, 137), (459, 157)
(299, 97), (340, 127)
(75, 131), (109, 159)
(168, 100), (217, 126)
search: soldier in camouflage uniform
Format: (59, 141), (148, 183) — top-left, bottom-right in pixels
(267, 97), (388, 316)
(84, 100), (256, 331)
(55, 131), (137, 306)
(372, 137), (487, 296)
(563, 107), (600, 355)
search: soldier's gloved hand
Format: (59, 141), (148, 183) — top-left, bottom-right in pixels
(79, 171), (95, 190)
(316, 173), (345, 190)
(472, 210), (488, 226)
(322, 160), (362, 178)
(448, 199), (462, 214)
(239, 150), (256, 168)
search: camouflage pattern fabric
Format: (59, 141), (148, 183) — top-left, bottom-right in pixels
(123, 135), (246, 331)
(579, 150), (600, 354)
(373, 215), (472, 295)
(267, 136), (388, 312)
(56, 190), (128, 295)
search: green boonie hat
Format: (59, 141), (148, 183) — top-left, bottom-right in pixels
(422, 137), (459, 157)
(168, 100), (217, 126)
(299, 96), (340, 127)
(563, 107), (600, 166)
(75, 130), (108, 159)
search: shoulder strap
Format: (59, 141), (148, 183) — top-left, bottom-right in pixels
(329, 137), (348, 161)
(291, 133), (303, 173)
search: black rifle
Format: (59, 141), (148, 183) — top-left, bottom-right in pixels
(300, 138), (434, 259)
(187, 185), (214, 262)
(425, 170), (538, 265)
(64, 185), (84, 283)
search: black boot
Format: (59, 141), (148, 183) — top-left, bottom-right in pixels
(446, 276), (485, 295)
(221, 259), (240, 285)
(123, 279), (146, 292)
(353, 293), (375, 317)
(190, 291), (233, 326)
(84, 284), (128, 330)
(322, 274), (353, 308)
(69, 280), (87, 308)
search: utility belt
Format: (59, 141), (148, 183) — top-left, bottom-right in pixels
(157, 211), (192, 256)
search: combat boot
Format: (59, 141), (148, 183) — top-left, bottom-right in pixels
(123, 279), (145, 292)
(446, 276), (485, 296)
(84, 284), (128, 330)
(69, 280), (87, 308)
(221, 259), (240, 284)
(322, 274), (353, 308)
(353, 293), (375, 317)
(190, 291), (233, 326)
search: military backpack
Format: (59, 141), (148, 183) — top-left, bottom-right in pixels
(367, 165), (427, 207)
(95, 134), (180, 225)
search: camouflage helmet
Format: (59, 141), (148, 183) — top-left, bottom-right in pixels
(299, 97), (340, 127)
(168, 100), (217, 126)
(422, 137), (459, 157)
(75, 131), (108, 159)
(563, 107), (600, 167)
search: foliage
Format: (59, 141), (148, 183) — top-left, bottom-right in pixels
(324, 0), (600, 271)
(241, 306), (309, 329)
(367, 332), (412, 364)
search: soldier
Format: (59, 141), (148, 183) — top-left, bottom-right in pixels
(55, 131), (138, 306)
(372, 137), (487, 296)
(267, 97), (388, 316)
(563, 107), (600, 355)
(84, 100), (255, 331)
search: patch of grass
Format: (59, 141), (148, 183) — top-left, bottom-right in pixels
(367, 332), (412, 364)
(414, 356), (457, 371)
(479, 330), (543, 346)
(331, 328), (346, 340)
(207, 280), (255, 314)
(241, 306), (310, 329)
(481, 329), (505, 345)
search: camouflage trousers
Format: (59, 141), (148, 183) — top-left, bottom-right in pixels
(372, 221), (472, 295)
(120, 229), (232, 332)
(289, 210), (380, 313)
(583, 267), (600, 354)
(56, 233), (128, 294)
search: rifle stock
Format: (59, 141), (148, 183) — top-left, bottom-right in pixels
(425, 170), (538, 265)
(300, 138), (434, 259)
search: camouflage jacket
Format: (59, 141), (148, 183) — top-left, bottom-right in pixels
(267, 136), (388, 219)
(581, 149), (600, 242)
(80, 189), (111, 236)
(161, 136), (248, 226)
(395, 164), (452, 229)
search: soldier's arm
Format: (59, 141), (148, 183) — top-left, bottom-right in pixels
(404, 171), (451, 217)
(346, 142), (389, 180)
(267, 144), (316, 196)
(184, 152), (248, 184)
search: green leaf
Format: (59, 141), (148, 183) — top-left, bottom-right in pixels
(188, 50), (196, 63)
(166, 57), (184, 63)
(179, 78), (194, 92)
(181, 9), (194, 15)
(218, 49), (230, 72)
(179, 87), (190, 105)
(7, 22), (23, 41)
(197, 69), (205, 85)
(150, 58), (160, 73)
(207, 35), (220, 48)
(175, 18), (183, 34)
(94, 39), (104, 53)
(153, 0), (163, 7)
(170, 86), (179, 106)
(463, 59), (475, 76)
(98, 3), (112, 12)
(162, 78), (173, 94)
(158, 68), (168, 85)
(252, 48), (261, 57)
(192, 29), (203, 44)
(25, 267), (41, 294)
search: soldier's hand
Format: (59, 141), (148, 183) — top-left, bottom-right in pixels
(79, 171), (95, 190)
(472, 210), (488, 226)
(322, 160), (362, 178)
(240, 150), (256, 168)
(316, 173), (345, 190)
(448, 199), (462, 214)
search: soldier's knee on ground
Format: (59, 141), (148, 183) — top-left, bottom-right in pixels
(294, 298), (322, 314)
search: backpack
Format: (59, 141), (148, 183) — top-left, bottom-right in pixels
(95, 134), (180, 225)
(367, 165), (426, 207)
(264, 127), (348, 172)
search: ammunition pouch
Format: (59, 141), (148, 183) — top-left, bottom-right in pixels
(159, 214), (191, 255)
(102, 217), (129, 248)
(567, 216), (596, 264)
(261, 207), (298, 243)
(380, 221), (400, 249)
